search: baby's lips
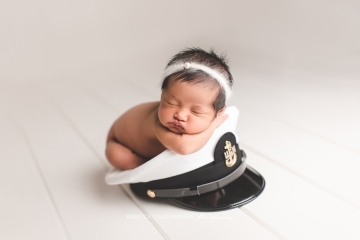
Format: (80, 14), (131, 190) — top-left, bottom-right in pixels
(168, 122), (184, 129)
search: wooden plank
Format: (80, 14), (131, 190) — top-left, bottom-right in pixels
(244, 149), (360, 239)
(46, 79), (281, 239)
(0, 116), (67, 240)
(236, 108), (360, 208)
(0, 84), (164, 240)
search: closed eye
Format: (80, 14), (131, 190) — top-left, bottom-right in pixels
(166, 100), (177, 106)
(191, 110), (203, 114)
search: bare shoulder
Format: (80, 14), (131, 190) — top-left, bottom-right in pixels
(116, 101), (158, 119)
(131, 102), (160, 114)
(107, 102), (159, 142)
(123, 101), (159, 121)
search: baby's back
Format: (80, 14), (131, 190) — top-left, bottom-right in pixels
(111, 102), (166, 159)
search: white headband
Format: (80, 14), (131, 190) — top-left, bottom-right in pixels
(163, 62), (232, 101)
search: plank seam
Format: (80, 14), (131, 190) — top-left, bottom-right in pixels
(3, 115), (72, 240)
(240, 207), (287, 240)
(241, 143), (360, 211)
(72, 80), (120, 113)
(119, 185), (171, 240)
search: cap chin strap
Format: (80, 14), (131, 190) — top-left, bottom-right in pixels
(164, 62), (232, 102)
(149, 150), (246, 198)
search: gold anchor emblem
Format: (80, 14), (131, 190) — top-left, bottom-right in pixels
(224, 141), (237, 167)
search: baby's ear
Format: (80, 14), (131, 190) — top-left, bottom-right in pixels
(217, 106), (226, 117)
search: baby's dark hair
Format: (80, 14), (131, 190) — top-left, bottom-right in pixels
(161, 48), (233, 113)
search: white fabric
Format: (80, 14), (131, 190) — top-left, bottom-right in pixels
(105, 106), (239, 185)
(163, 62), (232, 101)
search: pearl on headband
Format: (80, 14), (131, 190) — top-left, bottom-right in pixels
(163, 62), (232, 101)
(184, 62), (191, 69)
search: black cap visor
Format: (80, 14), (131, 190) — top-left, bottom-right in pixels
(171, 166), (265, 211)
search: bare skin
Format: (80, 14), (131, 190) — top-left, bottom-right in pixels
(106, 79), (228, 170)
(106, 102), (166, 169)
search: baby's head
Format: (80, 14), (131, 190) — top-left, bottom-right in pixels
(158, 48), (233, 134)
(161, 48), (233, 113)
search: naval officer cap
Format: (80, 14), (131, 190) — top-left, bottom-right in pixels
(105, 107), (265, 211)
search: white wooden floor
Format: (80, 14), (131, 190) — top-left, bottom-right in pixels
(1, 61), (359, 240)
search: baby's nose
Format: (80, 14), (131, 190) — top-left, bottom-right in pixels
(175, 110), (188, 121)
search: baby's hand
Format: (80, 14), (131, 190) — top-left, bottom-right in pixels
(213, 113), (228, 128)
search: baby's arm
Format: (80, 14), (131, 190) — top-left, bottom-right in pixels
(154, 114), (228, 155)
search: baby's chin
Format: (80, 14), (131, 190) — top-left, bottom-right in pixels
(168, 127), (204, 135)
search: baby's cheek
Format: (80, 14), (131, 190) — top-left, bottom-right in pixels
(190, 119), (208, 134)
(158, 108), (169, 124)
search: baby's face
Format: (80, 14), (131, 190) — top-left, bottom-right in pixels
(158, 78), (220, 134)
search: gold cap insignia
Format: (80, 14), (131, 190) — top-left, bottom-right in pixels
(224, 141), (237, 167)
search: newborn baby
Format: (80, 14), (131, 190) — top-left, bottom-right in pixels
(106, 48), (233, 170)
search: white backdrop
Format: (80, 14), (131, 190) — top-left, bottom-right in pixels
(1, 0), (359, 84)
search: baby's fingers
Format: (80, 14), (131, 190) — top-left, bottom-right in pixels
(220, 113), (228, 120)
(215, 113), (228, 127)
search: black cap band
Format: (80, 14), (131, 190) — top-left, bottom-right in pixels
(151, 152), (246, 198)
